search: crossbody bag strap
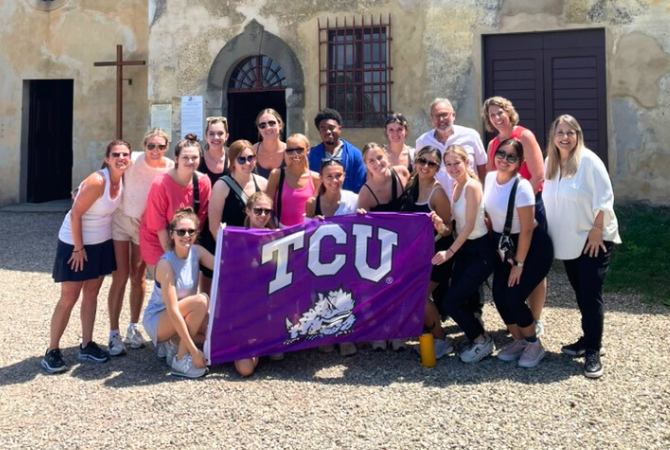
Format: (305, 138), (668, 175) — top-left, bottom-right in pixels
(503, 176), (520, 235)
(221, 175), (249, 205)
(192, 173), (200, 215)
(276, 168), (285, 222)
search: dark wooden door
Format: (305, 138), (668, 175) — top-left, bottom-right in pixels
(227, 91), (286, 143)
(27, 80), (73, 202)
(483, 29), (607, 166)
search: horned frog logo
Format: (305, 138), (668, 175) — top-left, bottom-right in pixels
(284, 288), (357, 344)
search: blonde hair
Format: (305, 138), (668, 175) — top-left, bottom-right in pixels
(244, 191), (276, 229)
(142, 128), (170, 148)
(482, 96), (519, 133)
(545, 114), (584, 180)
(444, 145), (477, 180)
(286, 133), (310, 170)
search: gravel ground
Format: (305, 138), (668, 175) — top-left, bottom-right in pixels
(0, 211), (668, 450)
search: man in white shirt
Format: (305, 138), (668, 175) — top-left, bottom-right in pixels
(415, 98), (488, 200)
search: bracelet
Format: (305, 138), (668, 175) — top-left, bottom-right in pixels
(72, 248), (83, 253)
(512, 259), (524, 267)
(592, 225), (603, 231)
(447, 248), (455, 255)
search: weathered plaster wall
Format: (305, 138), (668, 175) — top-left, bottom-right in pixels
(0, 0), (148, 204)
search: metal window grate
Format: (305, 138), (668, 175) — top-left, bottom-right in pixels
(228, 55), (286, 92)
(318, 15), (393, 128)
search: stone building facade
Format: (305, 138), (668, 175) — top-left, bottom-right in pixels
(1, 0), (669, 205)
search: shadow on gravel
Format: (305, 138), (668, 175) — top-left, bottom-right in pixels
(0, 212), (63, 274)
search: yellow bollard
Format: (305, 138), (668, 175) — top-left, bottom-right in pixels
(419, 333), (436, 368)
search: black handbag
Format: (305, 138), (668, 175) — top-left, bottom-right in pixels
(497, 177), (519, 262)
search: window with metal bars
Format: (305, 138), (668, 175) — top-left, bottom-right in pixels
(318, 15), (393, 128)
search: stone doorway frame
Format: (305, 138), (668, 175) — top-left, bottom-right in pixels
(206, 20), (305, 137)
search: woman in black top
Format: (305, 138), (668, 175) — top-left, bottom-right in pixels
(401, 145), (454, 360)
(208, 140), (268, 239)
(357, 143), (410, 212)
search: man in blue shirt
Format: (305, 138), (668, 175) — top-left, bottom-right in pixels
(308, 108), (366, 193)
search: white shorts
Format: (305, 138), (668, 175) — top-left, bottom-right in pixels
(112, 210), (140, 245)
(142, 306), (164, 346)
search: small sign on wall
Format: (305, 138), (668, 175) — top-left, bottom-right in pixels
(150, 104), (173, 141)
(181, 96), (203, 139)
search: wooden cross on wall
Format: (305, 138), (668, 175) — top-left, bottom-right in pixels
(94, 45), (146, 139)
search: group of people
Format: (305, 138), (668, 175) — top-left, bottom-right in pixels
(41, 97), (620, 380)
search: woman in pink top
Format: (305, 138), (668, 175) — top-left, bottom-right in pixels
(266, 133), (320, 228)
(482, 96), (547, 335)
(140, 134), (211, 278)
(107, 129), (174, 357)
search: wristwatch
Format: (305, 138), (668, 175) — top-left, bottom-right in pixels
(512, 259), (524, 267)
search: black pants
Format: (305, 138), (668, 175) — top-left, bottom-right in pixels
(439, 235), (495, 341)
(492, 227), (553, 329)
(563, 241), (613, 351)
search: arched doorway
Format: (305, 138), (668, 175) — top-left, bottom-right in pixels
(227, 55), (286, 143)
(206, 20), (305, 141)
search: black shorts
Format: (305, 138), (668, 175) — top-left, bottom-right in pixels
(52, 239), (116, 283)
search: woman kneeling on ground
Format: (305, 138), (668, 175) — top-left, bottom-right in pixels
(142, 207), (215, 378)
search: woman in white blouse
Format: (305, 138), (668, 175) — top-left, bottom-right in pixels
(543, 115), (621, 379)
(483, 139), (554, 368)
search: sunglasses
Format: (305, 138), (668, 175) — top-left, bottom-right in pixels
(286, 147), (305, 156)
(416, 156), (440, 169)
(494, 150), (519, 164)
(146, 143), (167, 151)
(236, 155), (256, 165)
(385, 113), (407, 125)
(258, 120), (278, 129)
(110, 152), (130, 159)
(252, 208), (273, 217)
(320, 156), (343, 169)
(174, 228), (197, 237)
(206, 116), (228, 125)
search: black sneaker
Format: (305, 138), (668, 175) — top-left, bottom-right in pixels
(561, 337), (606, 357)
(584, 350), (603, 379)
(78, 341), (110, 363)
(41, 349), (68, 374)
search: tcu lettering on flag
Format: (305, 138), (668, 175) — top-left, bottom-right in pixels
(205, 213), (434, 365)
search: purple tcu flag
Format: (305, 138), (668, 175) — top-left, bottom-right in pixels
(205, 213), (434, 365)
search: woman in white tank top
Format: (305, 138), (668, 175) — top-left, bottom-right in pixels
(432, 145), (495, 363)
(41, 140), (130, 374)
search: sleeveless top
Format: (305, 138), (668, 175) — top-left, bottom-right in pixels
(198, 150), (229, 187)
(220, 175), (261, 226)
(277, 169), (316, 227)
(488, 125), (542, 192)
(144, 246), (199, 316)
(255, 142), (286, 179)
(403, 184), (441, 214)
(315, 190), (359, 217)
(451, 178), (488, 240)
(58, 168), (122, 245)
(364, 168), (404, 212)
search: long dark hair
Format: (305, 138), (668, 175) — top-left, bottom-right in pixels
(101, 139), (131, 169)
(401, 145), (442, 207)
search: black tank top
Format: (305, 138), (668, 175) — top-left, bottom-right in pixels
(198, 149), (230, 187)
(220, 175), (261, 227)
(364, 168), (404, 212)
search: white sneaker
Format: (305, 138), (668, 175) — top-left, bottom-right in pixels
(124, 324), (146, 349)
(108, 333), (127, 357)
(157, 340), (178, 366)
(371, 341), (387, 351)
(518, 340), (546, 368)
(497, 339), (528, 362)
(339, 342), (357, 357)
(434, 338), (454, 360)
(390, 339), (407, 351)
(171, 354), (207, 378)
(460, 335), (493, 363)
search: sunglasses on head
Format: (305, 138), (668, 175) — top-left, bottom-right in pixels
(494, 149), (519, 164)
(236, 155), (256, 165)
(416, 156), (440, 169)
(174, 228), (197, 237)
(286, 147), (305, 156)
(206, 116), (228, 125)
(146, 143), (167, 151)
(252, 207), (273, 217)
(258, 120), (278, 129)
(110, 152), (130, 159)
(320, 156), (343, 169)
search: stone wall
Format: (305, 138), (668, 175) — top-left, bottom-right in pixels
(0, 0), (148, 204)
